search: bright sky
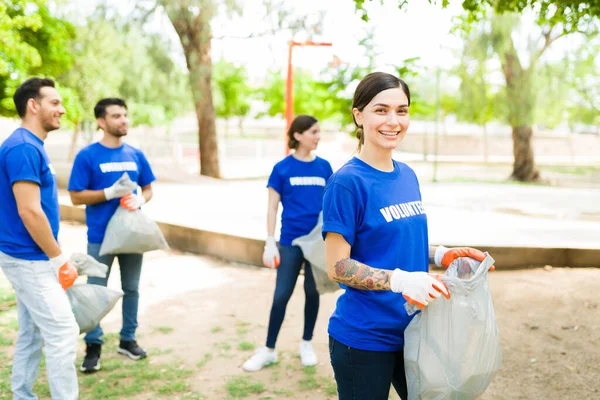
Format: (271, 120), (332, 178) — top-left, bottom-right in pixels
(64, 0), (466, 80)
(63, 0), (588, 85)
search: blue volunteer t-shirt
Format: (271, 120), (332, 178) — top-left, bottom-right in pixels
(68, 142), (156, 243)
(267, 155), (333, 245)
(322, 157), (429, 352)
(0, 128), (59, 260)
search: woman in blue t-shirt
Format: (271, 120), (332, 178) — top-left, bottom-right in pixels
(243, 115), (333, 372)
(322, 72), (492, 400)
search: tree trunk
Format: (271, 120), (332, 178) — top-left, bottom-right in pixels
(492, 18), (541, 182)
(510, 125), (540, 181)
(165, 4), (220, 178)
(68, 122), (81, 162)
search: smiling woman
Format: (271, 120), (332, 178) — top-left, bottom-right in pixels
(322, 71), (492, 400)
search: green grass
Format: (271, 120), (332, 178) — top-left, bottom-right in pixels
(153, 326), (174, 334)
(211, 326), (224, 333)
(236, 327), (249, 335)
(237, 341), (255, 351)
(225, 375), (265, 398)
(0, 314), (203, 400)
(196, 352), (213, 369)
(543, 165), (599, 176)
(272, 388), (292, 396)
(216, 341), (232, 351)
(148, 347), (174, 356)
(298, 366), (319, 390)
(0, 333), (13, 346)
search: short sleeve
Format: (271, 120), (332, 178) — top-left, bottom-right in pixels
(322, 182), (360, 246)
(68, 151), (92, 191)
(137, 151), (156, 187)
(5, 145), (42, 186)
(266, 165), (283, 195)
(325, 162), (334, 180)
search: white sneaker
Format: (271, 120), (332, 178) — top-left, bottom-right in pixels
(299, 341), (318, 366)
(242, 347), (278, 372)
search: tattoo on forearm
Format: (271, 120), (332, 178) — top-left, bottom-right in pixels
(333, 258), (391, 291)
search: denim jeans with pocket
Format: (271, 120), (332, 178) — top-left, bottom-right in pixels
(0, 251), (79, 400)
(265, 245), (319, 349)
(329, 335), (408, 400)
(84, 242), (143, 345)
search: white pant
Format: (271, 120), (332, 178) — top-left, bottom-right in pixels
(0, 251), (79, 400)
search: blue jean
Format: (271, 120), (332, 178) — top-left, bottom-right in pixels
(329, 336), (408, 400)
(0, 251), (79, 400)
(266, 245), (319, 349)
(84, 242), (143, 345)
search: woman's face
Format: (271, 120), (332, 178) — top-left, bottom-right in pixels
(352, 87), (410, 152)
(294, 122), (321, 151)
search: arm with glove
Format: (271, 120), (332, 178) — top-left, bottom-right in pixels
(430, 245), (495, 271)
(13, 182), (78, 290)
(120, 184), (153, 211)
(325, 233), (450, 309)
(70, 173), (137, 206)
(262, 187), (281, 269)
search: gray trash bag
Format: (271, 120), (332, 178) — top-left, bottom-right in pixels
(99, 206), (170, 256)
(69, 253), (108, 278)
(67, 285), (123, 334)
(292, 212), (340, 295)
(404, 255), (502, 400)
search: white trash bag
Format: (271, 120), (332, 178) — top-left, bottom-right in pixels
(66, 253), (123, 334)
(404, 255), (502, 400)
(99, 173), (169, 256)
(292, 212), (340, 295)
(67, 285), (123, 334)
(69, 253), (108, 278)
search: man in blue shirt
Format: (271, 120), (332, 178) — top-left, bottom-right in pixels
(68, 98), (156, 373)
(0, 78), (80, 399)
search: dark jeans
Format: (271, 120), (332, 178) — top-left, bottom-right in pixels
(266, 245), (319, 349)
(84, 242), (143, 345)
(329, 336), (408, 400)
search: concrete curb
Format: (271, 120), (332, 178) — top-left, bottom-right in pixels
(59, 204), (600, 270)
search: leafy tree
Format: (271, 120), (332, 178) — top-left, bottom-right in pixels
(0, 0), (75, 115)
(563, 40), (600, 132)
(351, 0), (600, 181)
(257, 69), (340, 123)
(212, 58), (251, 134)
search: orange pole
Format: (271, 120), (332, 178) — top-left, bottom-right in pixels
(284, 41), (332, 155)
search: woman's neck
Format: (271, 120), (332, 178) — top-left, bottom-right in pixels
(293, 148), (314, 161)
(357, 145), (394, 172)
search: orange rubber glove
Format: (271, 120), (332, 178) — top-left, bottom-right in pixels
(434, 246), (495, 271)
(50, 254), (79, 290)
(120, 193), (145, 211)
(390, 269), (451, 310)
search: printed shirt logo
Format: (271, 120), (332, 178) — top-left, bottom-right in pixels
(99, 162), (138, 173)
(48, 164), (56, 175)
(289, 176), (326, 187)
(379, 201), (426, 222)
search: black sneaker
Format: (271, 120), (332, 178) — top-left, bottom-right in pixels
(117, 340), (147, 360)
(80, 343), (101, 373)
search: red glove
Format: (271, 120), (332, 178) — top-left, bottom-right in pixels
(50, 254), (79, 290)
(434, 246), (495, 271)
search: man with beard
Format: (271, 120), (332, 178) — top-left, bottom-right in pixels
(68, 98), (156, 373)
(0, 78), (80, 399)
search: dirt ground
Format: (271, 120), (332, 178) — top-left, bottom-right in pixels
(2, 223), (600, 399)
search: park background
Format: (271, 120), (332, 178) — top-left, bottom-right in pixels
(1, 0), (600, 399)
